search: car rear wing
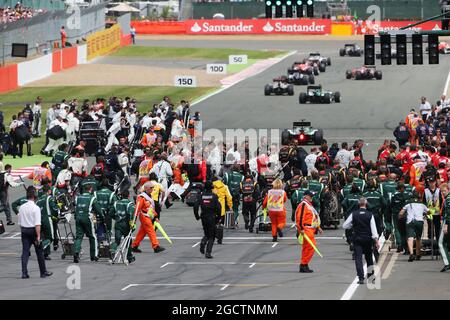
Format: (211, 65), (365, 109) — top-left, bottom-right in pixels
(293, 121), (311, 127)
(344, 43), (356, 46)
(309, 52), (320, 56)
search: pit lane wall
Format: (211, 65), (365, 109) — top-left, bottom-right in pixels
(132, 19), (445, 36)
(0, 25), (131, 94)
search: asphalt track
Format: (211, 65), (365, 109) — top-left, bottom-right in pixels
(1, 38), (450, 300)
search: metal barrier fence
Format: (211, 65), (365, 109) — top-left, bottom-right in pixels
(0, 2), (106, 65)
(191, 0), (441, 20)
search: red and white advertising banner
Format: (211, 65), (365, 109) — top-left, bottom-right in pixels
(185, 19), (331, 35)
(356, 20), (443, 35)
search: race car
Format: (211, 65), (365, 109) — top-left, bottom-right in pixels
(345, 65), (382, 80)
(264, 76), (294, 96)
(299, 85), (341, 104)
(288, 62), (319, 76)
(303, 52), (331, 67)
(425, 42), (450, 54)
(376, 48), (397, 59)
(281, 120), (324, 145)
(339, 43), (363, 57)
(287, 71), (315, 85)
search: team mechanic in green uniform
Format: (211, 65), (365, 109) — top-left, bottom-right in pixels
(342, 183), (362, 257)
(51, 143), (69, 184)
(73, 184), (103, 263)
(95, 179), (118, 235)
(391, 183), (413, 253)
(223, 165), (244, 224)
(110, 189), (136, 263)
(80, 175), (98, 193)
(439, 184), (450, 272)
(36, 185), (59, 260)
(363, 180), (386, 262)
(378, 173), (398, 239)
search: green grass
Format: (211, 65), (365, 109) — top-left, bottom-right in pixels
(112, 46), (284, 60)
(227, 58), (258, 74)
(0, 86), (217, 157)
(3, 155), (51, 169)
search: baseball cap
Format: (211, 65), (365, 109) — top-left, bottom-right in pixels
(304, 190), (316, 197)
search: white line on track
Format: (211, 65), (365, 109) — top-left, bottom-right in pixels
(121, 283), (229, 291)
(160, 262), (170, 268)
(249, 263), (256, 268)
(192, 242), (200, 248)
(220, 284), (230, 291)
(340, 235), (386, 300)
(443, 68), (450, 95)
(272, 242), (278, 248)
(382, 252), (398, 280)
(0, 235), (342, 240)
(190, 50), (297, 106)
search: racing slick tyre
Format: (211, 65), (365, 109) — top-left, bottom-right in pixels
(307, 68), (313, 75)
(355, 71), (362, 80)
(287, 68), (294, 74)
(345, 70), (352, 79)
(356, 49), (362, 57)
(319, 63), (326, 73)
(324, 93), (331, 104)
(299, 92), (307, 104)
(313, 67), (319, 76)
(301, 77), (309, 85)
(339, 49), (345, 56)
(375, 70), (382, 80)
(287, 84), (294, 96)
(327, 57), (331, 66)
(308, 75), (315, 84)
(264, 84), (272, 96)
(313, 129), (324, 145)
(281, 129), (290, 145)
(334, 91), (341, 103)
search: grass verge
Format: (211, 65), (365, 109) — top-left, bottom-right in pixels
(112, 46), (284, 60)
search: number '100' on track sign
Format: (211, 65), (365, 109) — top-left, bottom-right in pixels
(174, 76), (197, 87)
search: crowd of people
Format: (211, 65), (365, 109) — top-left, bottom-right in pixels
(2, 93), (450, 282)
(0, 3), (44, 24)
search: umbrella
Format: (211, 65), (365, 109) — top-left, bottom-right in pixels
(108, 3), (140, 13)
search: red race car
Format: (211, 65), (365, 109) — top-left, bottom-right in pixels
(346, 65), (382, 80)
(288, 61), (319, 76)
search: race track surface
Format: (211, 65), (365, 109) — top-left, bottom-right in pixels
(1, 39), (449, 300)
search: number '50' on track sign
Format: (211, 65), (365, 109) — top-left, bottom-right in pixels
(174, 76), (197, 87)
(229, 55), (248, 65)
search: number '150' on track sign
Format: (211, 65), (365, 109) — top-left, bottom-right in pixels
(174, 76), (197, 87)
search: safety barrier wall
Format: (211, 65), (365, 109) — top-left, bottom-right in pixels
(131, 21), (186, 34)
(86, 24), (121, 61)
(77, 45), (88, 65)
(0, 26), (131, 94)
(132, 19), (445, 35)
(0, 65), (18, 93)
(17, 54), (52, 86)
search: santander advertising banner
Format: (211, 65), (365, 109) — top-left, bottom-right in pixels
(357, 20), (443, 35)
(185, 19), (331, 35)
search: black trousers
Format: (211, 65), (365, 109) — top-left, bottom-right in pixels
(0, 190), (11, 223)
(242, 201), (257, 230)
(200, 215), (216, 255)
(21, 227), (47, 276)
(442, 17), (449, 30)
(353, 240), (374, 280)
(427, 215), (441, 241)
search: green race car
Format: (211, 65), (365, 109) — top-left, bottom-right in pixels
(299, 85), (341, 104)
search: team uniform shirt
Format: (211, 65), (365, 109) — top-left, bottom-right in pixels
(402, 202), (428, 223)
(68, 157), (88, 176)
(304, 154), (318, 174)
(335, 149), (353, 168)
(56, 169), (72, 187)
(18, 200), (41, 228)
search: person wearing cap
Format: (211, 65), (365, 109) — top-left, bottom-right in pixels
(295, 189), (322, 273)
(423, 176), (442, 244)
(131, 181), (165, 253)
(343, 197), (379, 284)
(193, 180), (221, 259)
(399, 191), (428, 262)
